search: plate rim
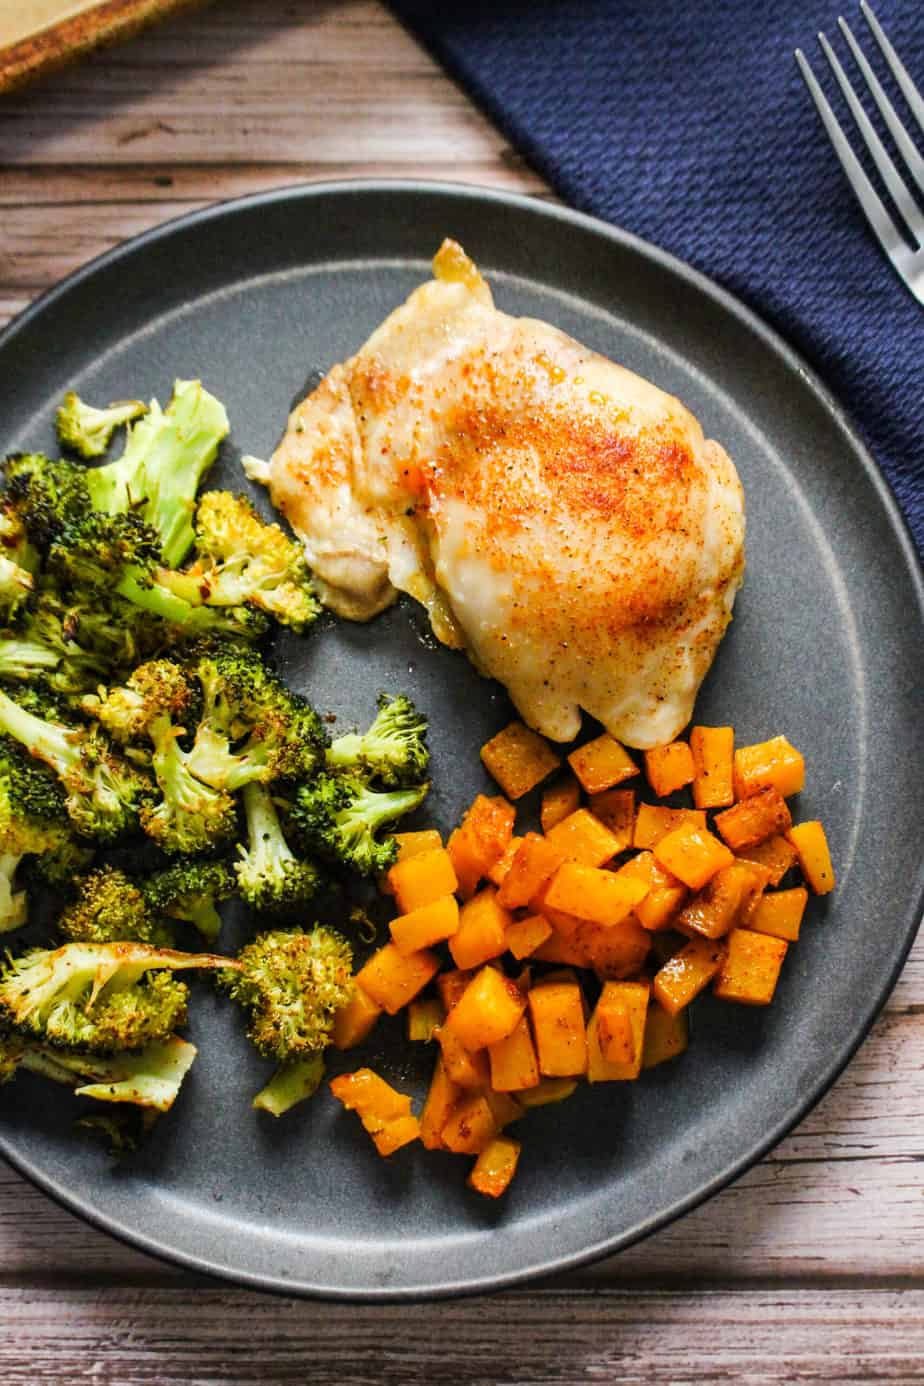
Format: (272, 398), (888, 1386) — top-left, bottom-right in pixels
(0, 176), (922, 1301)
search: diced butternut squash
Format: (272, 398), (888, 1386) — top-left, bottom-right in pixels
(749, 887), (809, 942)
(528, 980), (588, 1077)
(387, 847), (459, 914)
(617, 851), (688, 931)
(444, 966), (527, 1051)
(653, 821), (734, 890)
(436, 968), (475, 1014)
(568, 733), (638, 794)
(488, 1015), (540, 1092)
(675, 861), (768, 940)
(733, 735), (805, 800)
(644, 741), (696, 798)
(653, 936), (727, 1015)
(468, 1136), (521, 1198)
(380, 829), (444, 894)
(586, 980), (649, 1081)
(390, 894), (460, 955)
(541, 774), (581, 833)
(441, 1093), (498, 1154)
(633, 803), (707, 849)
(497, 833), (566, 909)
(329, 1069), (419, 1157)
(505, 912), (553, 960)
(447, 794), (517, 898)
(642, 1001), (689, 1068)
(486, 835), (524, 888)
(577, 916), (652, 980)
(331, 984), (383, 1050)
(788, 821), (835, 895)
(480, 721), (561, 799)
(713, 928), (788, 1005)
(446, 824), (485, 901)
(419, 1055), (462, 1150)
(690, 725), (735, 809)
(544, 809), (623, 868)
(542, 861), (648, 928)
(355, 942), (440, 1015)
(594, 992), (635, 1064)
(588, 788), (636, 852)
(518, 1077), (578, 1107)
(530, 929), (591, 967)
(406, 996), (445, 1042)
(450, 886), (512, 969)
(482, 1087), (524, 1131)
(714, 786), (792, 852)
(736, 833), (799, 886)
(435, 1024), (491, 1090)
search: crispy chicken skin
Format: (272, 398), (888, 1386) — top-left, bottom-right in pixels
(260, 240), (745, 748)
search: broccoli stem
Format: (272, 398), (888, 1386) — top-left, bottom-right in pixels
(0, 639), (61, 681)
(242, 782), (295, 871)
(252, 1053), (325, 1117)
(0, 851), (26, 933)
(0, 686), (82, 781)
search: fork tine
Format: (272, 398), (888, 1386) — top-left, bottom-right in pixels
(838, 14), (924, 197)
(861, 1), (924, 136)
(794, 48), (914, 272)
(817, 30), (924, 244)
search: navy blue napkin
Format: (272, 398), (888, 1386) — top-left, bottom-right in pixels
(390, 0), (924, 556)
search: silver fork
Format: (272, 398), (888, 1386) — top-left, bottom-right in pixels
(796, 2), (924, 306)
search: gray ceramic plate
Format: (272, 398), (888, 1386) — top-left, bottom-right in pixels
(0, 181), (922, 1300)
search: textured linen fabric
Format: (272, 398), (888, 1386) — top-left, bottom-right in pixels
(389, 0), (924, 556)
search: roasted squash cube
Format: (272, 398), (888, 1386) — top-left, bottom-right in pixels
(481, 721), (561, 799)
(528, 980), (588, 1076)
(441, 1093), (498, 1154)
(653, 935), (727, 1015)
(568, 733), (638, 794)
(444, 965), (527, 1051)
(689, 725), (735, 809)
(749, 887), (808, 941)
(331, 984), (382, 1050)
(486, 835), (524, 888)
(437, 968), (476, 1014)
(435, 1023), (491, 1090)
(617, 850), (688, 931)
(586, 980), (649, 1081)
(577, 916), (652, 980)
(505, 912), (553, 960)
(530, 929), (591, 967)
(642, 1001), (689, 1068)
(588, 788), (636, 852)
(788, 821), (835, 895)
(380, 829), (444, 894)
(497, 832), (566, 909)
(406, 996), (445, 1042)
(675, 861), (767, 940)
(644, 741), (696, 798)
(517, 1077), (578, 1107)
(713, 928), (788, 1005)
(390, 894), (460, 955)
(419, 1054), (462, 1150)
(329, 1069), (419, 1157)
(653, 821), (734, 890)
(541, 774), (581, 833)
(594, 993), (635, 1064)
(488, 1015), (540, 1092)
(543, 809), (623, 868)
(542, 861), (648, 928)
(736, 833), (799, 886)
(468, 1136), (521, 1197)
(447, 794), (517, 899)
(387, 847), (459, 914)
(733, 734), (805, 800)
(633, 803), (707, 850)
(714, 786), (792, 852)
(450, 886), (512, 969)
(355, 943), (440, 1015)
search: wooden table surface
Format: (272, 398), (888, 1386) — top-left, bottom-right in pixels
(2, 3), (923, 1380)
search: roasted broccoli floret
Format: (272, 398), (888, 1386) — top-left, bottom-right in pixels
(58, 867), (175, 948)
(0, 941), (234, 1052)
(219, 926), (353, 1115)
(0, 856), (26, 933)
(0, 637), (64, 684)
(23, 835), (96, 891)
(2, 451), (92, 550)
(82, 656), (193, 745)
(81, 379), (228, 568)
(157, 491), (320, 633)
(21, 587), (161, 691)
(327, 693), (429, 787)
(139, 858), (236, 942)
(292, 772), (429, 876)
(0, 561), (33, 621)
(184, 641), (326, 791)
(0, 735), (72, 930)
(0, 685), (151, 843)
(234, 782), (321, 912)
(2, 1032), (197, 1112)
(55, 392), (147, 461)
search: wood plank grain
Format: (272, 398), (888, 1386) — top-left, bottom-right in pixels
(2, 1286), (924, 1383)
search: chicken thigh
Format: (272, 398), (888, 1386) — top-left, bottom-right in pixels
(257, 240), (745, 748)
